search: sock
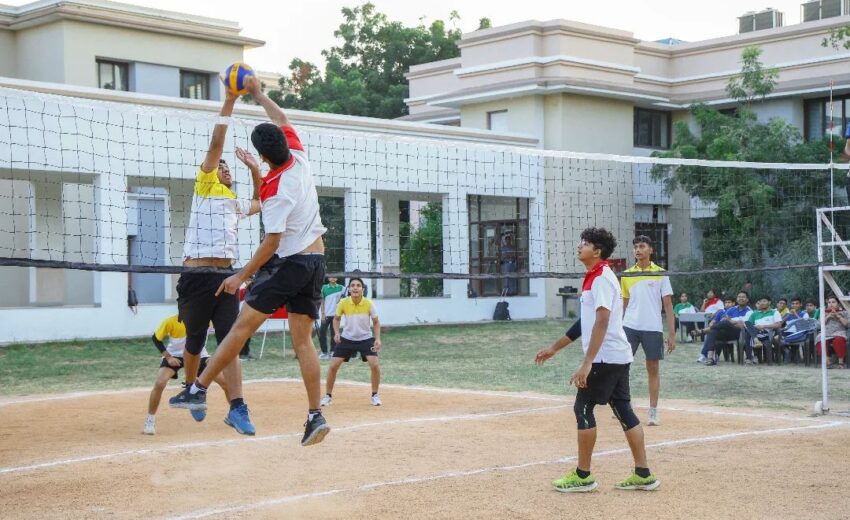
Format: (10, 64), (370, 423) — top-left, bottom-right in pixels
(147, 414), (155, 421)
(649, 407), (657, 413)
(635, 467), (651, 478)
(189, 381), (207, 395)
(308, 408), (322, 421)
(229, 398), (245, 411)
(372, 392), (378, 397)
(325, 393), (332, 398)
(576, 468), (591, 479)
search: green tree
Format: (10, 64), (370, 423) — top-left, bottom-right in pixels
(653, 47), (840, 300)
(823, 26), (850, 50)
(400, 202), (443, 297)
(268, 3), (488, 119)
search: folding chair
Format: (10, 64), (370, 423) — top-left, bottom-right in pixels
(259, 307), (288, 360)
(781, 318), (818, 366)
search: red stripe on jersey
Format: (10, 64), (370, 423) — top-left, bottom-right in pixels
(582, 261), (609, 291)
(281, 125), (304, 152)
(259, 157), (296, 202)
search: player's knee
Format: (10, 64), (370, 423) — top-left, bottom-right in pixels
(573, 398), (597, 430)
(610, 399), (640, 431)
(184, 333), (207, 355)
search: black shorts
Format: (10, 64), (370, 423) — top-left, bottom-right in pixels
(576, 362), (631, 405)
(245, 254), (325, 318)
(159, 357), (209, 380)
(333, 337), (377, 362)
(177, 270), (239, 353)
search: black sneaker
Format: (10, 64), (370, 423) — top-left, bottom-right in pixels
(301, 413), (330, 446)
(705, 358), (717, 366)
(169, 387), (207, 410)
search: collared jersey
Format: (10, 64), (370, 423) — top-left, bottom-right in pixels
(335, 296), (378, 341)
(154, 315), (210, 358)
(621, 262), (673, 332)
(580, 261), (633, 364)
(725, 305), (753, 323)
(747, 309), (782, 327)
(183, 166), (252, 260)
(259, 125), (327, 258)
(323, 289), (343, 318)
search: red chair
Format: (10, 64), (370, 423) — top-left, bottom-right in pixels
(259, 306), (288, 359)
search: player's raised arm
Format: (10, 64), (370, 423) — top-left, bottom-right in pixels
(201, 91), (238, 173)
(245, 75), (289, 127)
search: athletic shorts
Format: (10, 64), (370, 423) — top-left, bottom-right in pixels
(159, 356), (209, 380)
(177, 270), (239, 352)
(576, 362), (631, 405)
(333, 337), (377, 362)
(624, 327), (665, 361)
(245, 254), (325, 318)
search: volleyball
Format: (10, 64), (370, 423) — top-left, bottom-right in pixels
(220, 62), (255, 95)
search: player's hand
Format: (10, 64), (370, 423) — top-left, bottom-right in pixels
(224, 88), (239, 103)
(166, 356), (181, 368)
(534, 347), (556, 365)
(216, 273), (244, 296)
(371, 339), (382, 353)
(569, 362), (592, 389)
(334, 333), (341, 344)
(665, 336), (676, 354)
(235, 146), (260, 171)
(244, 75), (261, 96)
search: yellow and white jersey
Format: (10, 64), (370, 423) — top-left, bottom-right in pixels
(154, 315), (210, 358)
(183, 166), (252, 260)
(621, 262), (673, 333)
(335, 296), (378, 342)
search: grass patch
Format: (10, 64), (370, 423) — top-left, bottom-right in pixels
(1, 320), (846, 411)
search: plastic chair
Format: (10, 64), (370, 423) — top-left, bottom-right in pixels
(259, 307), (288, 360)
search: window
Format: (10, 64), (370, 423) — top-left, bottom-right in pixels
(634, 108), (671, 149)
(97, 60), (128, 91)
(487, 110), (508, 132)
(804, 96), (849, 142)
(318, 196), (345, 274)
(180, 70), (210, 100)
(468, 196), (529, 297)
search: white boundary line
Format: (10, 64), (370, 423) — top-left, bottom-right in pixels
(0, 404), (567, 476)
(0, 378), (832, 424)
(167, 420), (847, 520)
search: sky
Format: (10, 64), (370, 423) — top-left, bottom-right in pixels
(5, 0), (821, 73)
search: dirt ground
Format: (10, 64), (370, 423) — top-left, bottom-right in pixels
(0, 380), (847, 519)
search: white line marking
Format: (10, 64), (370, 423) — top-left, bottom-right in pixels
(167, 420), (847, 520)
(1, 378), (835, 424)
(0, 404), (567, 476)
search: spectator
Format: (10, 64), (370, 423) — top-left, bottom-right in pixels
(701, 289), (724, 316)
(776, 298), (789, 318)
(784, 297), (806, 324)
(815, 295), (849, 369)
(673, 293), (698, 342)
(744, 296), (783, 364)
(318, 277), (344, 361)
(804, 299), (820, 320)
(694, 296), (735, 362)
(704, 291), (753, 365)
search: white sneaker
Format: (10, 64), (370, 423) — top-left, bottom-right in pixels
(371, 394), (382, 406)
(696, 355), (706, 364)
(319, 353), (331, 361)
(647, 408), (659, 426)
(143, 415), (156, 435)
(320, 394), (332, 407)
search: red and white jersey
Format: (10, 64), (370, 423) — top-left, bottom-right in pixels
(259, 125), (327, 258)
(579, 261), (633, 364)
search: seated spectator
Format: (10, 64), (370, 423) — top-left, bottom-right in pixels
(776, 298), (789, 318)
(704, 291), (753, 366)
(743, 296), (783, 365)
(804, 299), (820, 320)
(815, 295), (849, 369)
(701, 289), (724, 316)
(694, 296), (735, 362)
(783, 297), (806, 324)
(673, 292), (698, 342)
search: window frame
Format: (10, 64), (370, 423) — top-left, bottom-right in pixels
(468, 195), (530, 297)
(804, 95), (850, 142)
(180, 69), (211, 100)
(486, 110), (509, 132)
(96, 59), (129, 92)
(633, 107), (672, 149)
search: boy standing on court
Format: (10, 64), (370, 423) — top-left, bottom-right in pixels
(549, 227), (659, 493)
(621, 235), (675, 426)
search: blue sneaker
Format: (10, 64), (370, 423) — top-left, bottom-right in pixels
(190, 409), (207, 422)
(224, 403), (256, 436)
(169, 386), (207, 410)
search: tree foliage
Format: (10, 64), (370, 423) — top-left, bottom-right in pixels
(400, 202), (443, 297)
(269, 3), (487, 119)
(653, 46), (841, 300)
(823, 26), (850, 50)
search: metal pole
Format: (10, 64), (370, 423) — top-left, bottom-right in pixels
(817, 209), (829, 413)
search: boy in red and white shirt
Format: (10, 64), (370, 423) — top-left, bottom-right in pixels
(170, 75), (330, 447)
(548, 227), (659, 493)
